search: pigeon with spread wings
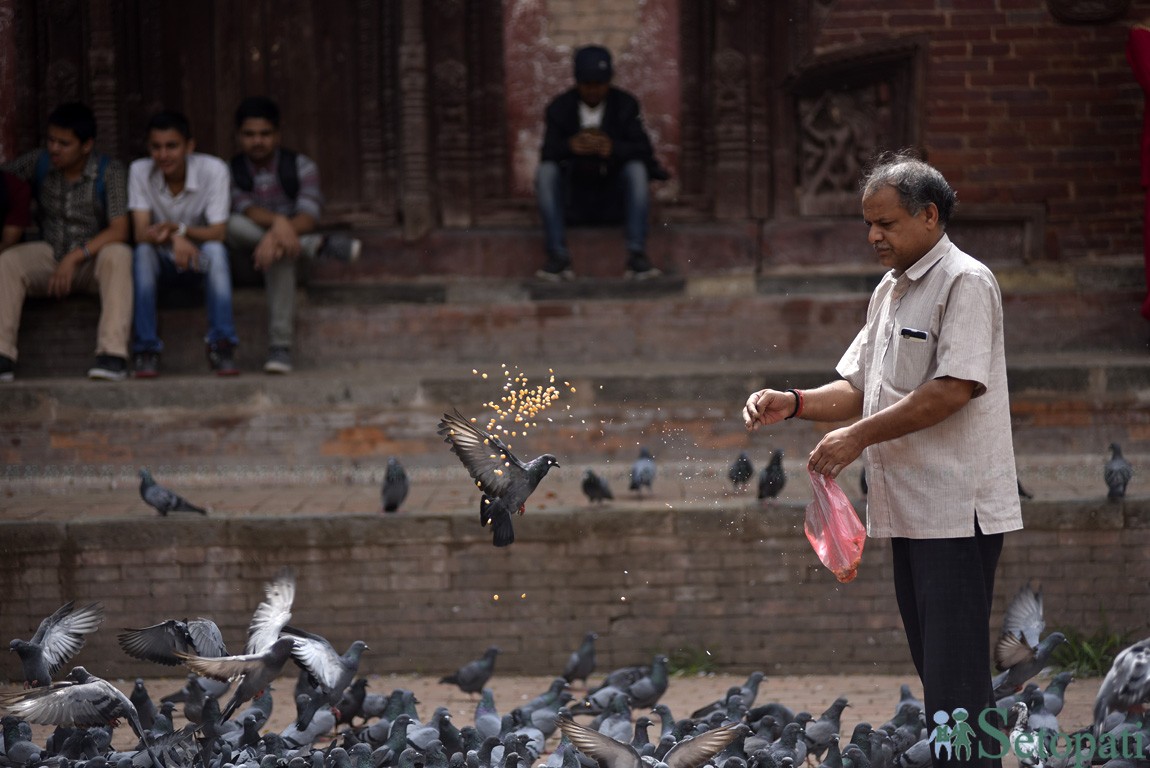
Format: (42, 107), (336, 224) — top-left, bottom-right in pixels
(437, 409), (559, 547)
(557, 714), (746, 768)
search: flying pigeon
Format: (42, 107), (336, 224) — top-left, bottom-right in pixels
(178, 635), (298, 721)
(440, 646), (500, 695)
(581, 470), (613, 505)
(995, 582), (1046, 671)
(1105, 443), (1134, 501)
(437, 409), (560, 547)
(758, 449), (786, 500)
(557, 714), (746, 768)
(563, 631), (598, 686)
(8, 600), (105, 688)
(281, 624), (369, 713)
(992, 632), (1068, 699)
(0, 665), (163, 768)
(382, 456), (410, 513)
(729, 452), (754, 492)
(117, 617), (228, 666)
(629, 447), (656, 495)
(1093, 635), (1150, 733)
(139, 467), (207, 515)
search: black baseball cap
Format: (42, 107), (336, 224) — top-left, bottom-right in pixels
(574, 45), (613, 84)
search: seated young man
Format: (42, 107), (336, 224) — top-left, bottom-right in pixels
(129, 109), (238, 377)
(534, 45), (667, 282)
(0, 102), (133, 381)
(227, 96), (360, 374)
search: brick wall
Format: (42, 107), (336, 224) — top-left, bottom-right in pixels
(3, 501), (1148, 682)
(815, 1), (1148, 260)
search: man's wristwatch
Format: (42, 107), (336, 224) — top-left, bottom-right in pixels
(175, 223), (188, 238)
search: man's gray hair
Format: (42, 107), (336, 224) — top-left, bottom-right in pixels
(861, 151), (957, 226)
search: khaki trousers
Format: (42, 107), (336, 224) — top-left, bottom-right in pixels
(0, 241), (133, 360)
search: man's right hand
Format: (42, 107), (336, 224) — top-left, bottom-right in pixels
(570, 131), (602, 156)
(171, 234), (199, 271)
(744, 388), (798, 431)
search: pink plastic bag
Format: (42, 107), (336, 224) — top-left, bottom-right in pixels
(804, 469), (866, 583)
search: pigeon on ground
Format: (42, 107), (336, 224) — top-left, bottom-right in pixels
(1041, 671), (1074, 717)
(625, 654), (670, 709)
(130, 677), (158, 732)
(1006, 701), (1044, 768)
(117, 616), (229, 666)
(557, 714), (746, 768)
(1105, 443), (1134, 501)
(438, 409), (560, 547)
(581, 470), (613, 505)
(382, 457), (410, 513)
(758, 450), (785, 500)
(1093, 635), (1150, 733)
(337, 677), (368, 725)
(690, 671), (765, 720)
(139, 467), (207, 515)
(563, 632), (598, 686)
(804, 697), (850, 762)
(475, 688), (502, 741)
(8, 600), (105, 688)
(0, 665), (163, 768)
(440, 646), (500, 695)
(729, 452), (754, 492)
(281, 624), (369, 715)
(629, 447), (656, 495)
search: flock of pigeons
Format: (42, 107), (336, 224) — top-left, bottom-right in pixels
(4, 572), (1150, 768)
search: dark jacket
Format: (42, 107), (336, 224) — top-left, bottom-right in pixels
(540, 87), (667, 180)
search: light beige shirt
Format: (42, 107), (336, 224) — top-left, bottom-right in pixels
(837, 234), (1023, 539)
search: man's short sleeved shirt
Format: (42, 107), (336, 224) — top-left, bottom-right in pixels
(129, 152), (231, 227)
(836, 234), (1023, 539)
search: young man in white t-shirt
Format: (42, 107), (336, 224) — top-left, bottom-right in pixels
(128, 110), (238, 377)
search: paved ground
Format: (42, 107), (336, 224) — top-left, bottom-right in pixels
(0, 670), (1102, 764)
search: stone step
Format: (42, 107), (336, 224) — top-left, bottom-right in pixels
(12, 253), (1146, 378)
(3, 355), (1147, 473)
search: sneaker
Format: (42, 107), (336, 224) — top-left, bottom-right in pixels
(133, 352), (160, 379)
(207, 341), (240, 376)
(320, 233), (362, 262)
(0, 354), (14, 382)
(87, 354), (128, 382)
(263, 346), (293, 374)
(624, 251), (662, 280)
(535, 253), (575, 282)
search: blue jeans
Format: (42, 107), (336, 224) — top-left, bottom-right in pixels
(132, 241), (238, 353)
(535, 159), (650, 258)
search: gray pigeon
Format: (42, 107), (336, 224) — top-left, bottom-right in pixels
(804, 697), (849, 762)
(139, 467), (207, 515)
(758, 450), (786, 500)
(581, 470), (613, 505)
(994, 582), (1046, 672)
(629, 447), (656, 494)
(729, 452), (754, 492)
(0, 665), (163, 768)
(1105, 443), (1134, 501)
(625, 654), (670, 709)
(438, 409), (560, 547)
(382, 456), (410, 513)
(1041, 671), (1074, 717)
(557, 714), (746, 768)
(117, 616), (228, 665)
(992, 632), (1068, 699)
(475, 687), (502, 741)
(563, 632), (598, 686)
(440, 646), (500, 694)
(1093, 635), (1150, 733)
(179, 635), (298, 720)
(281, 625), (369, 714)
(8, 600), (105, 687)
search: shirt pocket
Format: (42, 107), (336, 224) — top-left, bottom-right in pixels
(891, 325), (936, 392)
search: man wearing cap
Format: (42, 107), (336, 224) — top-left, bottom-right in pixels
(535, 44), (667, 281)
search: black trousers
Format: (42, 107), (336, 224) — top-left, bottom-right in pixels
(891, 523), (1005, 768)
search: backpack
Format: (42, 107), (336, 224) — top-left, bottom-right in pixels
(230, 148), (300, 200)
(32, 149), (110, 227)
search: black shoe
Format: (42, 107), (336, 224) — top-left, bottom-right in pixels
(0, 354), (14, 382)
(207, 341), (240, 376)
(133, 352), (160, 379)
(320, 233), (362, 262)
(87, 354), (128, 382)
(535, 253), (575, 282)
(624, 251), (662, 280)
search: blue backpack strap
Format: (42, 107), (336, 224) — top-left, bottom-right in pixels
(32, 149), (52, 200)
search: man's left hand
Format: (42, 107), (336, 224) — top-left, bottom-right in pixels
(47, 250), (82, 298)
